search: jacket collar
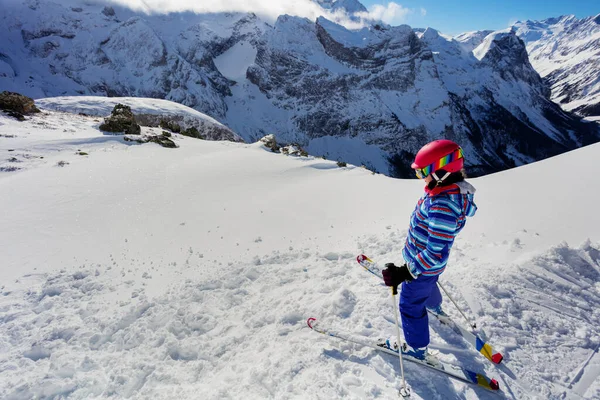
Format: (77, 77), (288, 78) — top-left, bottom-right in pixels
(425, 183), (460, 197)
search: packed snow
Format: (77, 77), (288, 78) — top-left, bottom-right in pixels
(1, 99), (600, 399)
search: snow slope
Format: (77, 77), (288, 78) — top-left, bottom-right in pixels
(35, 95), (243, 142)
(1, 103), (600, 399)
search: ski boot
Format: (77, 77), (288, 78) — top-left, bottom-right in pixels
(377, 339), (441, 367)
(426, 304), (449, 317)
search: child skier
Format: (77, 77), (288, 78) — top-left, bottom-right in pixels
(382, 139), (477, 365)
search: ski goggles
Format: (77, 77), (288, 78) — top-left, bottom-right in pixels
(414, 147), (463, 179)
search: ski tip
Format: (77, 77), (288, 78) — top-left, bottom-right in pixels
(307, 317), (317, 329)
(357, 254), (371, 264)
(492, 353), (504, 364)
(490, 379), (500, 391)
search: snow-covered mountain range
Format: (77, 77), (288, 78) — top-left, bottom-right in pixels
(513, 15), (600, 119)
(1, 0), (599, 177)
(1, 98), (599, 399)
(456, 14), (600, 120)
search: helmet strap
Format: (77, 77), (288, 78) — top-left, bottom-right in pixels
(432, 171), (450, 185)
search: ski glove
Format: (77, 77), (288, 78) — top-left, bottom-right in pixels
(382, 263), (414, 293)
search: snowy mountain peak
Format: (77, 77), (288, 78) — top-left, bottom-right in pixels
(473, 29), (518, 61)
(330, 0), (368, 14)
(453, 30), (494, 52)
(314, 0), (333, 8)
(421, 27), (440, 41)
(314, 0), (368, 14)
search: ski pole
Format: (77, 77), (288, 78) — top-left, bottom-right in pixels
(437, 282), (477, 330)
(391, 285), (410, 397)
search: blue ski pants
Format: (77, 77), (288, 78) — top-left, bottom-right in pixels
(399, 274), (442, 349)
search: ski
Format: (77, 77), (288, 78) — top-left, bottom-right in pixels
(357, 254), (504, 365)
(307, 317), (500, 392)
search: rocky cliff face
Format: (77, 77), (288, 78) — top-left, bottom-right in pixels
(1, 0), (598, 177)
(234, 20), (598, 176)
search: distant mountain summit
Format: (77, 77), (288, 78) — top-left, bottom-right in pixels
(454, 30), (494, 53)
(314, 0), (368, 14)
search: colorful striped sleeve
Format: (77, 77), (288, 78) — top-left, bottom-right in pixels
(409, 199), (460, 276)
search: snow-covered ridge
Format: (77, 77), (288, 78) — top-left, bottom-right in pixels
(37, 96), (244, 142)
(453, 30), (494, 53)
(1, 105), (600, 398)
(472, 29), (514, 61)
(38, 96), (224, 126)
(0, 96), (245, 174)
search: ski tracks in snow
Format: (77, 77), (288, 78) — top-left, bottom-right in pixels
(570, 344), (600, 398)
(469, 241), (600, 399)
(1, 232), (600, 398)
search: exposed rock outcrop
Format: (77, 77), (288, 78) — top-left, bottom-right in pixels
(0, 91), (40, 120)
(99, 104), (141, 135)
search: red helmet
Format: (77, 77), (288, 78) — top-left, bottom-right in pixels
(412, 140), (464, 179)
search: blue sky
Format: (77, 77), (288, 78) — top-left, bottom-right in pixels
(361, 0), (600, 35)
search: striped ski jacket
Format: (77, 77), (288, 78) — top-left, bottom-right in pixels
(402, 181), (477, 277)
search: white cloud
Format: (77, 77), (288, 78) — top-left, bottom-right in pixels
(106, 0), (323, 20)
(420, 7), (427, 17)
(361, 3), (412, 25)
(104, 0), (414, 29)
